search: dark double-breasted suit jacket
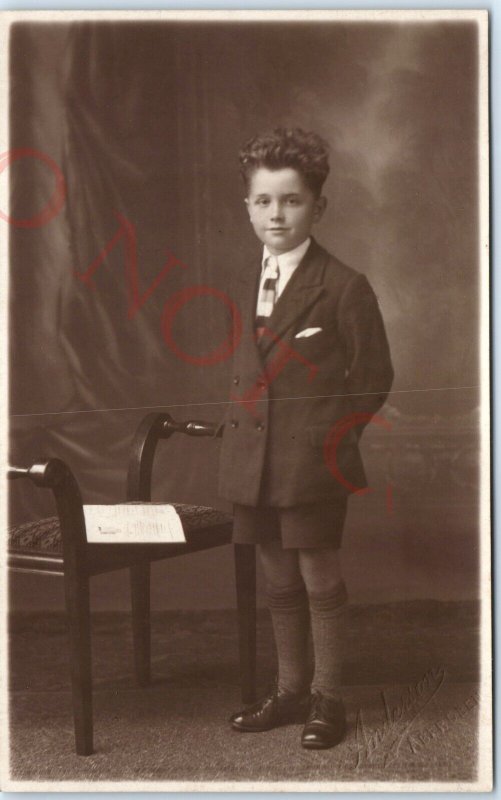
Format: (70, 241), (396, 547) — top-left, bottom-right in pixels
(218, 238), (394, 508)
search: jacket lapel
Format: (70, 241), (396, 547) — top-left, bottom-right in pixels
(235, 239), (328, 362)
(236, 256), (263, 362)
(257, 238), (328, 359)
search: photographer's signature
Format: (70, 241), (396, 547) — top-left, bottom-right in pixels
(354, 665), (446, 769)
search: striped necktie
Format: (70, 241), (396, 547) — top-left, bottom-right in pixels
(256, 255), (280, 338)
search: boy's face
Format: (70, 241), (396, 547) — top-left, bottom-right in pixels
(245, 167), (327, 255)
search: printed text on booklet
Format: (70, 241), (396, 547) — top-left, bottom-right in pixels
(83, 504), (186, 543)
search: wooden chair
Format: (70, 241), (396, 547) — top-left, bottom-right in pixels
(8, 412), (256, 756)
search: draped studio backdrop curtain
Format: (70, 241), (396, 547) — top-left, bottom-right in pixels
(9, 21), (480, 609)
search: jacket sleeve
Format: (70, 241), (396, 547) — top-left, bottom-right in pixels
(337, 273), (394, 437)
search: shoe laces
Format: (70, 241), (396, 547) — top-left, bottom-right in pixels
(309, 690), (340, 720)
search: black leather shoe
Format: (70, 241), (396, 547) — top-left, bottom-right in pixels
(301, 691), (347, 749)
(230, 685), (310, 732)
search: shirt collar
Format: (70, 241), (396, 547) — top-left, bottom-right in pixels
(262, 237), (311, 272)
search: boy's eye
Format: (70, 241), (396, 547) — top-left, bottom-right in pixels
(287, 197), (299, 205)
(256, 198), (269, 206)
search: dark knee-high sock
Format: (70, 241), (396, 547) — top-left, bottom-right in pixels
(266, 581), (310, 694)
(309, 581), (348, 700)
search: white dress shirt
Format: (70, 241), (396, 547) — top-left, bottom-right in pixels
(256, 237), (311, 314)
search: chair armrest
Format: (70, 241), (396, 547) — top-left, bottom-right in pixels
(8, 458), (87, 559)
(8, 459), (70, 489)
(126, 412), (223, 501)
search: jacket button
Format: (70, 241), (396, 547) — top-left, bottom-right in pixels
(233, 376), (240, 386)
(231, 420), (239, 429)
(256, 422), (264, 431)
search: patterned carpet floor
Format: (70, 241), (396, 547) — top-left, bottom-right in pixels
(7, 601), (482, 787)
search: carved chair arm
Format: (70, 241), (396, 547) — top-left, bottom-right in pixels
(126, 412), (223, 502)
(8, 458), (87, 558)
(8, 459), (72, 488)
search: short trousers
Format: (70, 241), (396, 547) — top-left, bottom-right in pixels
(232, 499), (348, 550)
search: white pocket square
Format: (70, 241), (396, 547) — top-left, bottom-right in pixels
(295, 327), (323, 339)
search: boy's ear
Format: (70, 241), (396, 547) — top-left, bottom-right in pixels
(244, 197), (251, 218)
(314, 195), (327, 222)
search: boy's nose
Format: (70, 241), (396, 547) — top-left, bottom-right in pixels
(270, 204), (284, 220)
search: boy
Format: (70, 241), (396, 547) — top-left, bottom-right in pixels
(218, 128), (394, 749)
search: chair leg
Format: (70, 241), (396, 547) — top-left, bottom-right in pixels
(234, 543), (257, 704)
(130, 562), (151, 686)
(63, 571), (93, 756)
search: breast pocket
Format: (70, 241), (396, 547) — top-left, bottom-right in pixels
(292, 327), (329, 357)
(291, 324), (343, 375)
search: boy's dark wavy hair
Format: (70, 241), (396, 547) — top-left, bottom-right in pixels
(239, 128), (330, 198)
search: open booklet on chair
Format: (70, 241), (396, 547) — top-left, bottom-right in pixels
(83, 504), (186, 543)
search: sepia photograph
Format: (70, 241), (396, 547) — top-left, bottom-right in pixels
(0, 8), (491, 791)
